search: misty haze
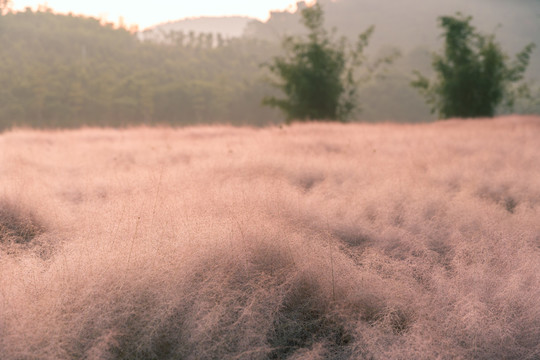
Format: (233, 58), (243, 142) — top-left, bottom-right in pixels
(1, 0), (540, 359)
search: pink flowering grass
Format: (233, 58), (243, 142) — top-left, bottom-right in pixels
(1, 116), (539, 359)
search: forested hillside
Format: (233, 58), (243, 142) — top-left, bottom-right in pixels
(0, 0), (538, 129)
(0, 9), (434, 128)
(0, 9), (281, 129)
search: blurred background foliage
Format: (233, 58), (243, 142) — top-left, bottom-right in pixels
(0, 9), (282, 128)
(0, 0), (538, 129)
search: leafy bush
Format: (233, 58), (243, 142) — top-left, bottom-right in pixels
(412, 13), (535, 118)
(263, 4), (382, 122)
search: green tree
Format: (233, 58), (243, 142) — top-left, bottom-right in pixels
(412, 13), (535, 119)
(263, 4), (378, 122)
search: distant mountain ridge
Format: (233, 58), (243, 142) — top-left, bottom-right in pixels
(140, 16), (255, 41)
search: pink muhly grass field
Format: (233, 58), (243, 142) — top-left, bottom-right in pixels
(1, 116), (539, 359)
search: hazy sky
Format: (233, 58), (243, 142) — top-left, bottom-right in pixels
(12, 0), (315, 29)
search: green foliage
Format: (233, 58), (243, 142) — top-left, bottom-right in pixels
(412, 13), (535, 119)
(263, 4), (377, 123)
(2, 7), (536, 128)
(0, 10), (281, 129)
